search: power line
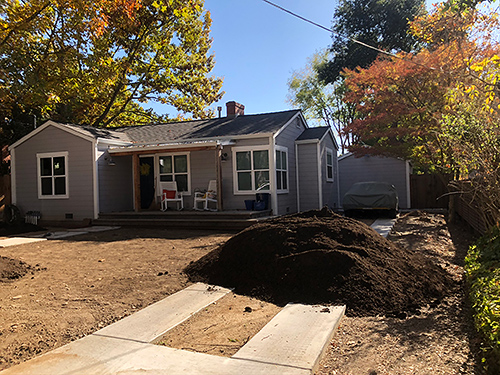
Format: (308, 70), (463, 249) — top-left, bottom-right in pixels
(260, 0), (437, 71)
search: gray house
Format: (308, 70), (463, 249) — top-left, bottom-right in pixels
(9, 102), (339, 222)
(338, 153), (412, 209)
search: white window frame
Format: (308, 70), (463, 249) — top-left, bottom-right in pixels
(157, 152), (191, 195)
(232, 146), (270, 195)
(37, 151), (69, 199)
(275, 146), (289, 194)
(326, 148), (334, 182)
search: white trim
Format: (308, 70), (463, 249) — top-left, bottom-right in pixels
(37, 151), (69, 199)
(10, 121), (94, 150)
(96, 138), (131, 146)
(326, 148), (334, 182)
(93, 142), (99, 220)
(275, 145), (289, 194)
(232, 145), (271, 195)
(10, 148), (16, 205)
(295, 143), (300, 212)
(294, 139), (320, 145)
(317, 143), (323, 208)
(156, 152), (192, 196)
(336, 148), (341, 208)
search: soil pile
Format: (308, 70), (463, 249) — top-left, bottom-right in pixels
(185, 208), (455, 317)
(0, 256), (31, 282)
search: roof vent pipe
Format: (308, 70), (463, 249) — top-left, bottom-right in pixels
(217, 106), (222, 118)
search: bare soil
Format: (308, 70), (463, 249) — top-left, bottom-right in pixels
(0, 211), (483, 374)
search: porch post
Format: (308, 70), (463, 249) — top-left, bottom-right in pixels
(133, 153), (140, 212)
(216, 144), (223, 211)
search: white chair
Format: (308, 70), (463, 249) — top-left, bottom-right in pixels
(194, 180), (217, 211)
(160, 181), (183, 211)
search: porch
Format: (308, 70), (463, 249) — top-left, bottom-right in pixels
(93, 209), (273, 231)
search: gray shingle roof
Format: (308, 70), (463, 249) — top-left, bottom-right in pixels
(120, 110), (300, 144)
(296, 127), (330, 141)
(63, 124), (130, 143)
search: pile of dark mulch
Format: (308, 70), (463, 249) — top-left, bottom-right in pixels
(185, 208), (456, 317)
(0, 256), (32, 282)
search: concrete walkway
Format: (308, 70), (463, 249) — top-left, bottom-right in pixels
(371, 218), (397, 238)
(0, 226), (120, 247)
(2, 283), (345, 375)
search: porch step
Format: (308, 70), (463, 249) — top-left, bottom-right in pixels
(93, 210), (273, 231)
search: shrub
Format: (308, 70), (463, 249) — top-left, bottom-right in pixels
(465, 226), (500, 373)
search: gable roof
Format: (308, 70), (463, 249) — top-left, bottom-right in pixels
(122, 110), (301, 144)
(10, 110), (303, 151)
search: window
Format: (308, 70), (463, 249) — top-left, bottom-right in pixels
(234, 148), (270, 193)
(159, 154), (189, 192)
(276, 147), (288, 192)
(326, 148), (334, 182)
(37, 152), (68, 198)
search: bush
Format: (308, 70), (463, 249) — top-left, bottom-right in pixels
(465, 226), (500, 373)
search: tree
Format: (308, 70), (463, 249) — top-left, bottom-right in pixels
(318, 0), (426, 84)
(0, 0), (223, 145)
(287, 50), (357, 154)
(343, 4), (498, 172)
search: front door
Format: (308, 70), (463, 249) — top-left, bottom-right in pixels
(139, 156), (155, 209)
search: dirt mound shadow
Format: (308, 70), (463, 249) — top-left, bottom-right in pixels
(185, 208), (455, 317)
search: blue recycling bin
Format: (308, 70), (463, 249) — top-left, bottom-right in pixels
(255, 193), (270, 210)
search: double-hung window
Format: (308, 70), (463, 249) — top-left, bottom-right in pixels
(326, 148), (334, 182)
(159, 154), (190, 193)
(37, 152), (68, 198)
(276, 147), (288, 192)
(234, 148), (270, 193)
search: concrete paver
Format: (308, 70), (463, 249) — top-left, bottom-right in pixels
(0, 237), (46, 247)
(96, 283), (231, 343)
(233, 304), (345, 373)
(1, 282), (344, 375)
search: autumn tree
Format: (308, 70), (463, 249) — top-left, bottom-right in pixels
(0, 0), (223, 145)
(287, 51), (357, 154)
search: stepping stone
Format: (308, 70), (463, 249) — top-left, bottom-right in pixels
(95, 282), (231, 343)
(232, 303), (345, 373)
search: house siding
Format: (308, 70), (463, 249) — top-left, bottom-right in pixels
(13, 125), (95, 220)
(338, 154), (410, 208)
(320, 136), (339, 209)
(296, 143), (320, 211)
(220, 137), (271, 211)
(189, 149), (218, 209)
(97, 146), (133, 213)
(274, 117), (305, 215)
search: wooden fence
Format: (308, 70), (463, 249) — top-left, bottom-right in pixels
(410, 174), (451, 209)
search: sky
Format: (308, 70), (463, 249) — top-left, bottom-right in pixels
(154, 0), (436, 119)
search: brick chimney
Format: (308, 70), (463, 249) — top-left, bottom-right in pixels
(226, 101), (245, 117)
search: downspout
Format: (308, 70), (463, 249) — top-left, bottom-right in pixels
(406, 160), (411, 209)
(270, 135), (278, 216)
(10, 148), (16, 205)
(295, 143), (300, 212)
(317, 142), (323, 208)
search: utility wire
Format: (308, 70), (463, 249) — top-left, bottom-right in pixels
(260, 0), (437, 71)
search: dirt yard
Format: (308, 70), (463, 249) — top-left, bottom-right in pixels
(0, 212), (483, 374)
